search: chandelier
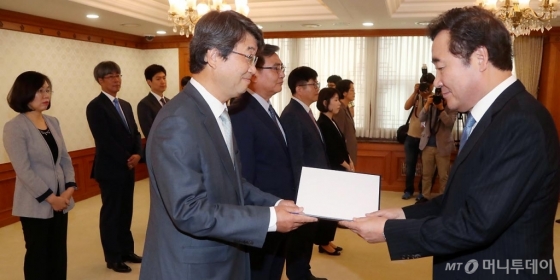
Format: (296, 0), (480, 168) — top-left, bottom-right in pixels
(478, 0), (558, 36)
(168, 0), (250, 37)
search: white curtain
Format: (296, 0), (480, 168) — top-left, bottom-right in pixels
(265, 36), (435, 140)
(513, 36), (543, 98)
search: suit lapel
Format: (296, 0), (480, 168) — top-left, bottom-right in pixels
(189, 86), (241, 201)
(445, 80), (525, 194)
(99, 93), (130, 133)
(248, 96), (287, 148)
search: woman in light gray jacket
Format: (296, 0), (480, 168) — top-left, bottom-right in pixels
(3, 71), (77, 280)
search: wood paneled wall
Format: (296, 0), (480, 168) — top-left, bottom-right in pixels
(0, 147), (148, 228)
(355, 142), (453, 193)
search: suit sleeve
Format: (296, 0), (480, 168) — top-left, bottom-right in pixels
(149, 114), (270, 246)
(384, 113), (549, 259)
(3, 121), (51, 199)
(280, 111), (304, 183)
(137, 100), (153, 138)
(231, 114), (256, 184)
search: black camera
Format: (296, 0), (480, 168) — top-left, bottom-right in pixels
(432, 88), (443, 105)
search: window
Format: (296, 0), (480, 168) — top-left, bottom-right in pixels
(265, 36), (438, 140)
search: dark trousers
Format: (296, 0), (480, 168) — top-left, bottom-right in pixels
(404, 135), (422, 194)
(285, 223), (317, 280)
(250, 232), (288, 280)
(98, 174), (135, 263)
(314, 220), (337, 245)
(20, 211), (68, 280)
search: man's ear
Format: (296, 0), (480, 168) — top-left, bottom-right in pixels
(473, 46), (489, 71)
(206, 48), (220, 69)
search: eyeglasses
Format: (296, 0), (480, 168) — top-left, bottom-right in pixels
(298, 82), (321, 89)
(257, 65), (286, 73)
(103, 74), (122, 80)
(231, 51), (258, 66)
(36, 89), (53, 96)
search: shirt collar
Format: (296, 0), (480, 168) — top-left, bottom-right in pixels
(470, 75), (516, 123)
(190, 78), (228, 119)
(150, 91), (165, 101)
(248, 89), (272, 111)
(292, 97), (311, 113)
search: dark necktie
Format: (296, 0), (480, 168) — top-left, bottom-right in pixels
(112, 98), (128, 129)
(458, 112), (476, 153)
(160, 98), (166, 106)
(268, 104), (286, 144)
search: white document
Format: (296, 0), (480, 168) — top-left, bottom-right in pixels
(296, 167), (380, 221)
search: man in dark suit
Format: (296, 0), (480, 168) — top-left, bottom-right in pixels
(139, 11), (316, 280)
(280, 66), (329, 280)
(85, 61), (143, 273)
(137, 64), (169, 139)
(229, 44), (294, 280)
(340, 6), (559, 280)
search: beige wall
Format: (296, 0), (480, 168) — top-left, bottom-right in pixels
(0, 29), (180, 163)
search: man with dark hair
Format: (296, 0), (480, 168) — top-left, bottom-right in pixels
(180, 75), (191, 89)
(402, 73), (436, 200)
(281, 66), (329, 280)
(326, 75), (342, 88)
(86, 61), (143, 273)
(137, 64), (169, 139)
(341, 6), (559, 280)
(140, 11), (316, 280)
(333, 79), (357, 166)
(229, 44), (292, 280)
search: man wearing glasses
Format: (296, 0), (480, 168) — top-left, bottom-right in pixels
(281, 66), (329, 280)
(86, 61), (143, 273)
(228, 44), (294, 280)
(139, 11), (316, 280)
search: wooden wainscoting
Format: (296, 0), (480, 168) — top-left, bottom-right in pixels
(0, 144), (149, 228)
(355, 141), (456, 193)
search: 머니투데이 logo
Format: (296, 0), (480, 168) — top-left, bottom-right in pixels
(465, 259), (479, 274)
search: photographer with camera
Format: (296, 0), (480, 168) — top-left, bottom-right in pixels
(402, 70), (434, 200)
(416, 87), (457, 203)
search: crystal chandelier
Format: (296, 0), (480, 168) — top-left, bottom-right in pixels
(168, 0), (250, 37)
(478, 0), (558, 36)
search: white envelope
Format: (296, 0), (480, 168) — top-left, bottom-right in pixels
(296, 167), (380, 221)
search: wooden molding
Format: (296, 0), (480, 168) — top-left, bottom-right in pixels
(0, 9), (143, 48)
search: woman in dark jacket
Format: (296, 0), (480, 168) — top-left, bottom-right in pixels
(314, 87), (355, 256)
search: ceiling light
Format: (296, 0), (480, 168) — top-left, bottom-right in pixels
(415, 21), (430, 26)
(168, 0), (250, 38)
(86, 14), (99, 19)
(363, 22), (374, 27)
(257, 25), (263, 29)
(478, 0), (558, 37)
(302, 24), (320, 28)
(156, 30), (167, 34)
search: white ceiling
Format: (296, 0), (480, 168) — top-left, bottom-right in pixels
(0, 0), (558, 37)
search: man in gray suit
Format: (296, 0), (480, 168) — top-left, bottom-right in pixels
(139, 10), (317, 280)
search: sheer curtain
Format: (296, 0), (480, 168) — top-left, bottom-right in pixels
(513, 36), (543, 98)
(264, 36), (435, 140)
